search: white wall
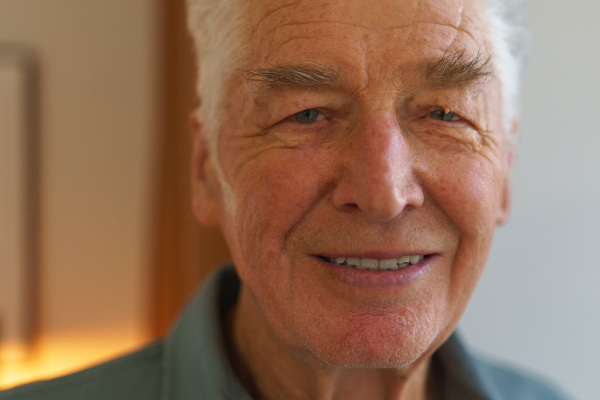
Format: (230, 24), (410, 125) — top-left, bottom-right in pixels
(0, 0), (159, 384)
(460, 2), (600, 399)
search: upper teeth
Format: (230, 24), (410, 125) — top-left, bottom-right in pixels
(327, 255), (425, 271)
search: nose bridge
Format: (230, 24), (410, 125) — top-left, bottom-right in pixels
(358, 113), (409, 190)
(353, 115), (402, 185)
(333, 112), (424, 221)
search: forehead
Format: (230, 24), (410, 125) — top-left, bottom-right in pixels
(244, 0), (491, 70)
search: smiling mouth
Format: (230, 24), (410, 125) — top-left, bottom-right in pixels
(320, 255), (429, 271)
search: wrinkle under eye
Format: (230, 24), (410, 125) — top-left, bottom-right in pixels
(294, 109), (322, 124)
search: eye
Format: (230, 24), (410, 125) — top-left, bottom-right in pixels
(293, 109), (324, 124)
(429, 108), (460, 122)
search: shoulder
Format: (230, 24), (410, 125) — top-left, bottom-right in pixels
(0, 342), (164, 400)
(472, 354), (571, 400)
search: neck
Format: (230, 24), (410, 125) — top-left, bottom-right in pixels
(226, 287), (440, 400)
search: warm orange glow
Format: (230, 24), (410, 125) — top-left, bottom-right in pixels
(0, 327), (150, 389)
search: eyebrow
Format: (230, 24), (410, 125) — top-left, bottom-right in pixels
(420, 49), (493, 89)
(242, 64), (339, 96)
(242, 49), (492, 98)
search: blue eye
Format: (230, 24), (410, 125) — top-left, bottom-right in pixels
(429, 109), (459, 121)
(293, 109), (322, 124)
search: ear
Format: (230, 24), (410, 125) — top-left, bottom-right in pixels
(496, 174), (512, 225)
(496, 119), (518, 225)
(190, 112), (221, 226)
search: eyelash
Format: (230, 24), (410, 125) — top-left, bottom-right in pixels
(427, 108), (462, 122)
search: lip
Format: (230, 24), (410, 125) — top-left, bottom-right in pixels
(313, 253), (437, 289)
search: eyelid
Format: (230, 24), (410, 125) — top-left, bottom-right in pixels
(402, 93), (486, 132)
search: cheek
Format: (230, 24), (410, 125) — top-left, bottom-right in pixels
(223, 147), (331, 268)
(426, 153), (502, 267)
(426, 152), (503, 234)
(431, 154), (503, 275)
(221, 148), (336, 344)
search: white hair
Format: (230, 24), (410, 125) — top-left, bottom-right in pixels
(186, 0), (529, 146)
(186, 0), (248, 152)
(483, 0), (530, 138)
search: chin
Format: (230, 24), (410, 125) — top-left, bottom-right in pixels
(300, 314), (444, 370)
(310, 337), (431, 370)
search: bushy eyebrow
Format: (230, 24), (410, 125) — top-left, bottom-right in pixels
(241, 49), (492, 98)
(421, 49), (493, 89)
(242, 64), (339, 96)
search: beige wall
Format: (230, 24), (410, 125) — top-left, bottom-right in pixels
(0, 0), (160, 385)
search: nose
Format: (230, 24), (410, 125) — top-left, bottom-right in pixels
(331, 114), (424, 221)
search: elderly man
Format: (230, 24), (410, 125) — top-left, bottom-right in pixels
(1, 0), (568, 399)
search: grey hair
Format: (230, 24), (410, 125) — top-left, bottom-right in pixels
(186, 0), (248, 152)
(483, 0), (530, 137)
(186, 0), (529, 145)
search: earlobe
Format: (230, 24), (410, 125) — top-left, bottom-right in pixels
(497, 119), (518, 225)
(496, 146), (514, 225)
(496, 178), (511, 225)
(190, 113), (220, 226)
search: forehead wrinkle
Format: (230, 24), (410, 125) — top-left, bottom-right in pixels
(443, 2), (465, 45)
(403, 0), (485, 50)
(264, 19), (385, 39)
(273, 34), (321, 56)
(403, 22), (481, 51)
(250, 0), (302, 37)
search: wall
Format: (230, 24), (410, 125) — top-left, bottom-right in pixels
(460, 1), (600, 399)
(0, 0), (159, 385)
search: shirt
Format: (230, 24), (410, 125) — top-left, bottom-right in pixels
(0, 265), (569, 400)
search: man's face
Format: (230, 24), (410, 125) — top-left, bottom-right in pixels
(194, 0), (512, 368)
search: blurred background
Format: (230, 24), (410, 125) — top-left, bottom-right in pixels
(0, 1), (597, 399)
(0, 0), (229, 388)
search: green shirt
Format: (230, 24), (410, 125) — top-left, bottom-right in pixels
(0, 266), (568, 400)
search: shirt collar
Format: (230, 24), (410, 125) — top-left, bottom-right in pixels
(159, 265), (252, 400)
(435, 333), (499, 400)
